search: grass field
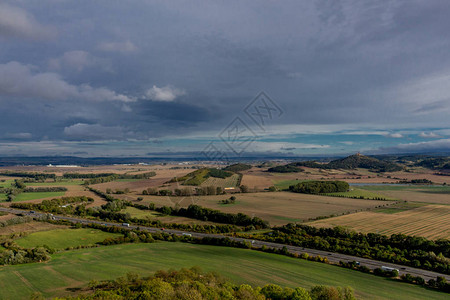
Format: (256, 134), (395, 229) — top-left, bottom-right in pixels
(0, 222), (67, 236)
(25, 180), (84, 186)
(0, 193), (6, 201)
(14, 228), (121, 249)
(374, 202), (427, 214)
(307, 204), (450, 239)
(358, 185), (450, 192)
(324, 188), (396, 200)
(200, 173), (241, 188)
(121, 206), (160, 218)
(0, 179), (14, 187)
(12, 191), (66, 202)
(0, 242), (446, 299)
(274, 179), (306, 190)
(120, 206), (225, 226)
(115, 179), (141, 182)
(137, 192), (391, 225)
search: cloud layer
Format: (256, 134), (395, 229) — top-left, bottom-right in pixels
(0, 1), (449, 156)
(0, 3), (56, 40)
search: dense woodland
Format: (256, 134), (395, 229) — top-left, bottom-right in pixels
(269, 154), (403, 173)
(0, 171), (56, 180)
(170, 168), (233, 186)
(289, 181), (349, 194)
(82, 172), (156, 185)
(416, 157), (450, 170)
(223, 163), (252, 172)
(268, 165), (304, 173)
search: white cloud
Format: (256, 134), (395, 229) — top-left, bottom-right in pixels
(145, 85), (186, 102)
(248, 141), (330, 152)
(48, 50), (111, 72)
(0, 4), (56, 40)
(419, 132), (442, 139)
(0, 61), (135, 102)
(97, 41), (137, 53)
(384, 133), (403, 138)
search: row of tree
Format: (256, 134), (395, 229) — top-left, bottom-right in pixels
(11, 196), (93, 215)
(243, 224), (449, 275)
(83, 172), (157, 185)
(0, 172), (56, 179)
(63, 266), (354, 300)
(155, 204), (269, 229)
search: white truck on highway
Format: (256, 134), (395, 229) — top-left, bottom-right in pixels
(381, 266), (399, 273)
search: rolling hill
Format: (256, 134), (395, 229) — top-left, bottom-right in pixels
(268, 154), (403, 173)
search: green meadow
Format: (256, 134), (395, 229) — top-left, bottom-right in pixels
(0, 242), (446, 300)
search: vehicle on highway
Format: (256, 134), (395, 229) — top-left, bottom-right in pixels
(122, 223), (130, 227)
(381, 266), (399, 273)
(182, 233), (192, 237)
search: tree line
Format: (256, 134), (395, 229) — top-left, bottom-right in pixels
(289, 181), (349, 194)
(82, 172), (156, 185)
(61, 267), (355, 300)
(0, 171), (56, 179)
(11, 196), (93, 215)
(242, 224), (449, 275)
(154, 204), (269, 229)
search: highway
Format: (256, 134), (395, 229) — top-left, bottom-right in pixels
(1, 206), (448, 282)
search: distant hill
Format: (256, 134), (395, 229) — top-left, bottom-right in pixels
(267, 165), (304, 173)
(415, 157), (450, 170)
(268, 154), (402, 173)
(327, 153), (403, 172)
(223, 163), (252, 172)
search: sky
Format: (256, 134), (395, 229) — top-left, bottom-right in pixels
(0, 0), (449, 158)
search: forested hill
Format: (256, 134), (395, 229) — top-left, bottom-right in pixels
(269, 154), (403, 173)
(327, 154), (403, 172)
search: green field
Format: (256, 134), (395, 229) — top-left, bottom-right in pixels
(274, 179), (307, 190)
(115, 179), (141, 182)
(121, 206), (160, 218)
(25, 180), (83, 186)
(324, 188), (396, 200)
(357, 185), (450, 193)
(374, 202), (427, 214)
(12, 192), (66, 202)
(0, 242), (446, 299)
(0, 193), (6, 201)
(0, 179), (14, 187)
(15, 228), (121, 249)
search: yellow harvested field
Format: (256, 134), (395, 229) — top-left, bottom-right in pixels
(200, 174), (240, 188)
(307, 204), (450, 240)
(135, 192), (390, 226)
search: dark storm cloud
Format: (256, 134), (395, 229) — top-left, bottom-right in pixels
(0, 0), (449, 155)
